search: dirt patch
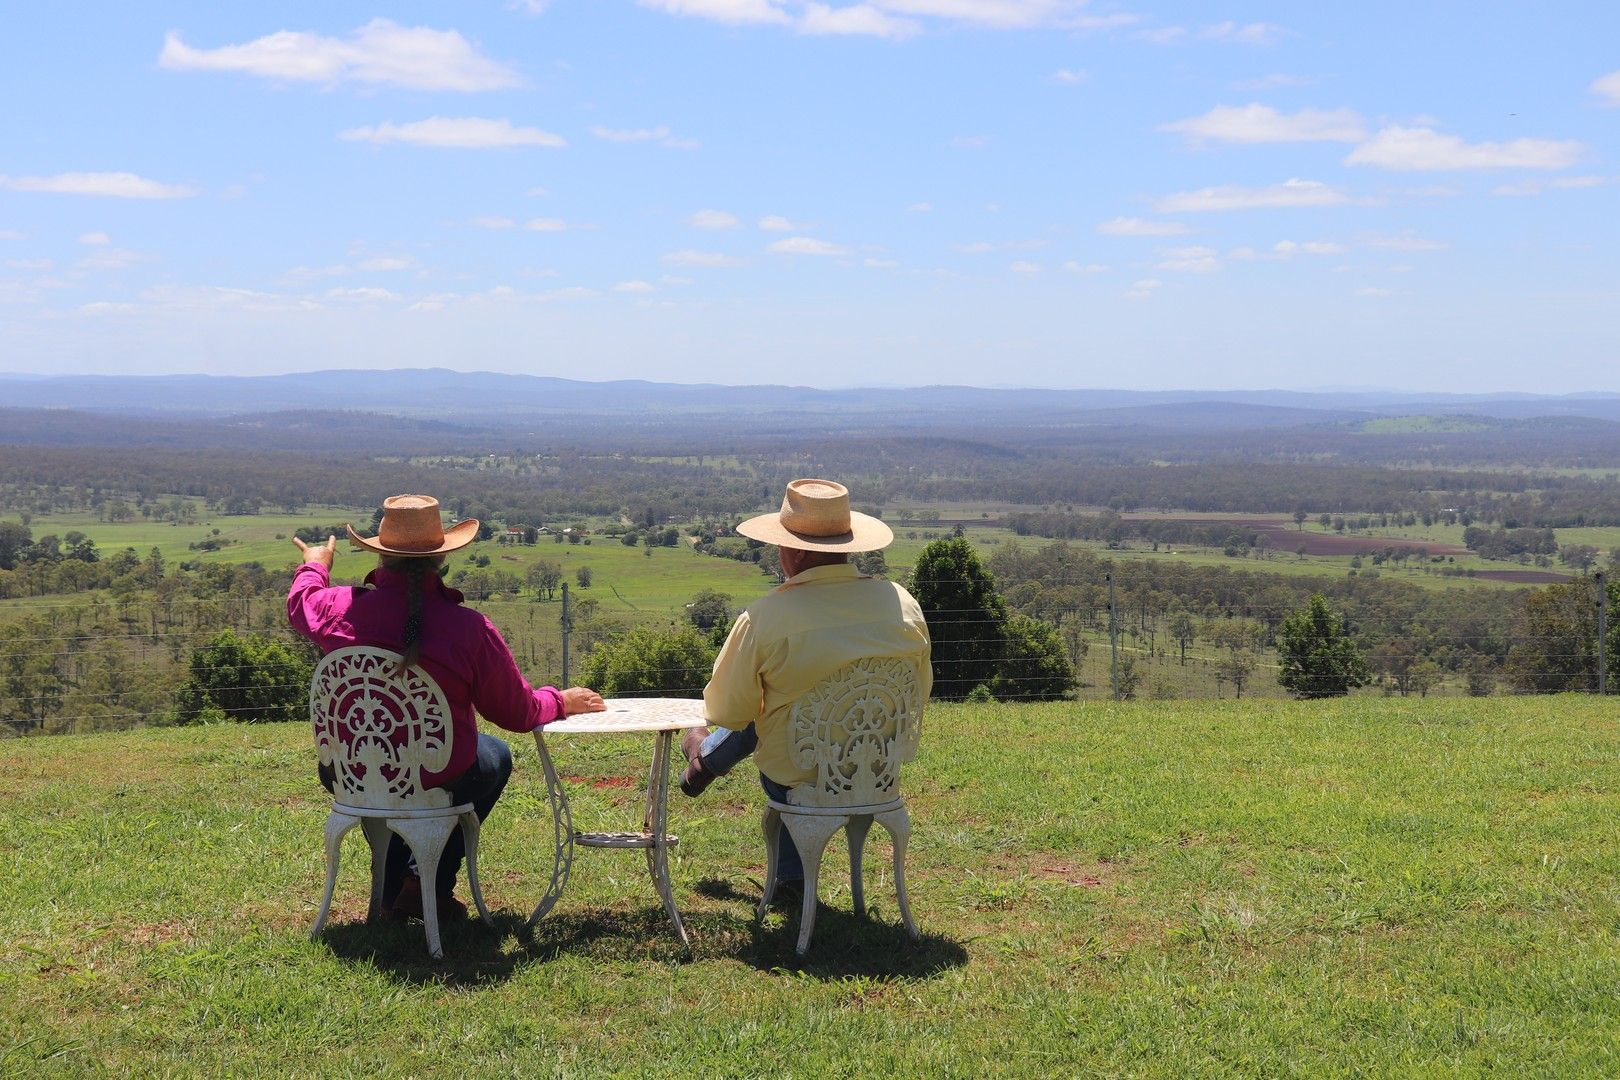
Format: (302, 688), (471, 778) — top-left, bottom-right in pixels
(1035, 860), (1118, 889)
(1124, 514), (1469, 558)
(1473, 569), (1572, 584)
(562, 773), (639, 790)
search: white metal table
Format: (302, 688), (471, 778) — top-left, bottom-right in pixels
(527, 698), (707, 947)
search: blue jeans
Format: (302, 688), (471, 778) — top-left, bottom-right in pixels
(321, 732), (514, 902)
(700, 724), (804, 882)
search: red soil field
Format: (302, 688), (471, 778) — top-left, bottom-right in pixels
(1126, 516), (1471, 558)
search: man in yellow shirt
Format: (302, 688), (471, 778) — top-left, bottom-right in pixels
(681, 479), (931, 890)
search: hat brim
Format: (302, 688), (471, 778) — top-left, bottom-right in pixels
(735, 510), (893, 553)
(346, 517), (480, 556)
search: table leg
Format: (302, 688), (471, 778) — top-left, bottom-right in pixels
(645, 730), (690, 948)
(527, 729), (575, 929)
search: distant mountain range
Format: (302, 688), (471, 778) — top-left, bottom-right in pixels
(3, 368), (1619, 426)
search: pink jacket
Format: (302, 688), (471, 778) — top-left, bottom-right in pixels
(288, 563), (563, 787)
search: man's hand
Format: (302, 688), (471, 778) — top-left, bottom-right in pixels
(292, 535), (337, 570)
(561, 687), (606, 715)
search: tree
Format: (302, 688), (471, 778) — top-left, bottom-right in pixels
(1276, 594), (1371, 699)
(989, 614), (1076, 701)
(909, 536), (1007, 699)
(578, 625), (715, 698)
(1293, 510), (1308, 531)
(526, 560), (562, 600)
(174, 629), (313, 724)
(685, 588), (733, 633)
(575, 566), (593, 588)
(1506, 577), (1620, 693)
(1169, 611), (1196, 665)
(1216, 650), (1256, 699)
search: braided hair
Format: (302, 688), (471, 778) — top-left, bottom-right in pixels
(381, 555), (442, 678)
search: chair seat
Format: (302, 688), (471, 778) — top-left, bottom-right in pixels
(766, 797), (903, 817)
(332, 802), (476, 820)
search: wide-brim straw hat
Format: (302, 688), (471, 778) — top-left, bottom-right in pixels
(346, 495), (479, 557)
(736, 479), (893, 553)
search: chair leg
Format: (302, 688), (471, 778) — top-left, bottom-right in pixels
(845, 816), (873, 916)
(311, 811), (360, 941)
(757, 807), (782, 918)
(387, 816), (459, 959)
(459, 811), (493, 926)
(779, 813), (847, 956)
(875, 805), (919, 941)
(360, 818), (391, 922)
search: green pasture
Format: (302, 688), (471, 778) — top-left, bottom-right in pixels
(5, 697), (1620, 1075)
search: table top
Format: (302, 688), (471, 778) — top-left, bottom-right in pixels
(542, 697), (709, 734)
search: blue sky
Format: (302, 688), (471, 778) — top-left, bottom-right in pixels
(2, 2), (1617, 391)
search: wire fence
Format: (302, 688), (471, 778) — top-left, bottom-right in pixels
(1, 569), (1615, 736)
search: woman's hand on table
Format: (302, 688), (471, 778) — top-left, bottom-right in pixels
(561, 687), (606, 715)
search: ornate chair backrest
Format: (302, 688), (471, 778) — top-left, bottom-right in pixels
(310, 646), (454, 812)
(786, 656), (922, 810)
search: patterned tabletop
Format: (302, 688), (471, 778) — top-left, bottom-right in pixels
(543, 697), (709, 734)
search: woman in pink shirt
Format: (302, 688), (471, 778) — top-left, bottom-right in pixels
(289, 495), (603, 920)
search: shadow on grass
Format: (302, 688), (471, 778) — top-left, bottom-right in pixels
(316, 878), (967, 986)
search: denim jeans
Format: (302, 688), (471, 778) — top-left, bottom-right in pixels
(700, 724), (804, 882)
(320, 732), (514, 902)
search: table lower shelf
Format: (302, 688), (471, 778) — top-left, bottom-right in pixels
(575, 830), (679, 849)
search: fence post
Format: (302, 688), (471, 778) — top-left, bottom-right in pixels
(560, 581), (571, 687)
(1107, 572), (1119, 701)
(1598, 570), (1608, 695)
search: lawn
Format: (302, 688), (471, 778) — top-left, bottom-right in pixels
(4, 697), (1619, 1076)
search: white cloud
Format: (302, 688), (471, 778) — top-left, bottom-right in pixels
(613, 280), (656, 293)
(0, 171), (197, 199)
(1136, 25), (1187, 44)
(1363, 233), (1446, 252)
(158, 20), (521, 92)
(1202, 21), (1286, 45)
(1345, 125), (1583, 171)
(1156, 178), (1355, 212)
(1231, 73), (1309, 91)
(589, 124), (698, 149)
(906, 202), (933, 213)
(638, 0), (792, 27)
(758, 215), (797, 231)
(6, 258), (50, 270)
(470, 216), (517, 229)
(78, 248), (144, 270)
(340, 117), (565, 149)
(956, 241), (995, 253)
(1273, 240), (1346, 256)
(660, 275), (695, 285)
(769, 236), (848, 256)
(1552, 175), (1608, 189)
(356, 256), (415, 271)
(690, 209), (741, 229)
(864, 257), (898, 268)
(1162, 104), (1365, 145)
(1062, 260), (1107, 273)
(1355, 286), (1393, 297)
(1051, 68), (1089, 85)
(1155, 245), (1219, 273)
(799, 3), (921, 39)
(1592, 70), (1620, 106)
(663, 249), (743, 267)
(1124, 278), (1161, 299)
(525, 186), (551, 197)
(77, 301), (141, 316)
(508, 0), (553, 13)
(78, 232), (111, 246)
(325, 286), (401, 302)
(525, 218), (568, 231)
(1097, 216), (1190, 237)
(1492, 175), (1610, 198)
(0, 230), (23, 241)
(1009, 260), (1041, 274)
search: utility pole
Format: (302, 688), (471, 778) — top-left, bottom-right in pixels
(1598, 570), (1608, 696)
(560, 581), (571, 687)
(1107, 572), (1119, 701)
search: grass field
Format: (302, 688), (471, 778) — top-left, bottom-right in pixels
(4, 697), (1620, 1076)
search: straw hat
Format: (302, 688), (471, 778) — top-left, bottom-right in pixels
(346, 495), (479, 557)
(736, 479), (893, 553)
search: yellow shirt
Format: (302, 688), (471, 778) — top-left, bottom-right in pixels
(703, 562), (932, 787)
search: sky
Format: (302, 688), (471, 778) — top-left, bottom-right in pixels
(2, 2), (1617, 392)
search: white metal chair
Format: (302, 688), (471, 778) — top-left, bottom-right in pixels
(307, 646), (492, 959)
(758, 656), (923, 955)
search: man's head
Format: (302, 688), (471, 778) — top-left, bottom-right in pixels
(778, 545), (847, 580)
(736, 479), (892, 559)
